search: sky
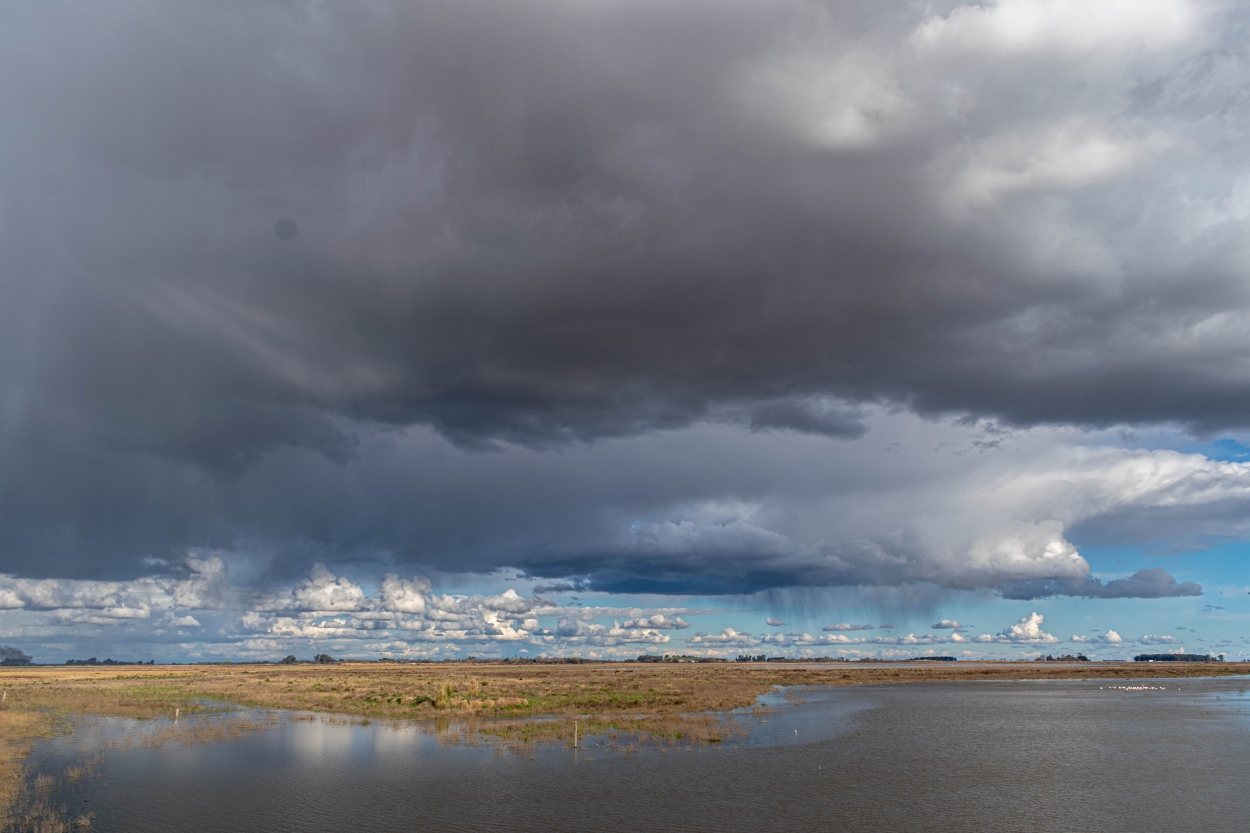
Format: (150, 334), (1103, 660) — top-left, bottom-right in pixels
(1, 0), (1249, 663)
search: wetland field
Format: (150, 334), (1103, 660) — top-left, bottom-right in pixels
(2, 661), (1248, 832)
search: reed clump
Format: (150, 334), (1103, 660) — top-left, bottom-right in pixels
(0, 761), (96, 832)
(481, 713), (741, 748)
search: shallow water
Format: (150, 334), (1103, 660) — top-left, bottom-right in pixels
(28, 676), (1250, 833)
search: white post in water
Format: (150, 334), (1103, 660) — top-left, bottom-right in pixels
(175, 708), (179, 721)
(574, 721), (578, 749)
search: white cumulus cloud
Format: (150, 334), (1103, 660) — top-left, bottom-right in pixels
(974, 612), (1059, 644)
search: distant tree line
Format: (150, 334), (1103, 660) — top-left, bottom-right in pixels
(1134, 653), (1221, 662)
(1034, 654), (1090, 662)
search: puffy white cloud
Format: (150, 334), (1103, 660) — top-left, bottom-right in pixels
(428, 588), (536, 619)
(1139, 634), (1183, 645)
(874, 632), (968, 645)
(686, 628), (886, 650)
(974, 612), (1059, 644)
(932, 620), (963, 630)
(227, 566), (708, 653)
(1071, 629), (1122, 644)
(240, 613), (387, 641)
(620, 614), (689, 630)
(823, 622), (875, 631)
(0, 555), (231, 624)
(253, 564), (368, 612)
(765, 617), (786, 627)
(552, 619), (670, 646)
(687, 628), (760, 648)
(802, 633), (863, 645)
(377, 575), (431, 614)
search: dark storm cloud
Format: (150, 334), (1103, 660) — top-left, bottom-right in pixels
(2, 1), (1248, 591)
(1000, 568), (1203, 600)
(529, 582), (588, 596)
(7, 1), (1250, 459)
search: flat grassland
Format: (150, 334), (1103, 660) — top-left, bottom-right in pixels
(6, 660), (1245, 725)
(2, 660), (1246, 823)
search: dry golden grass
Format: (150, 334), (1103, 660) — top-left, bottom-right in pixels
(0, 660), (1245, 823)
(3, 659), (1245, 723)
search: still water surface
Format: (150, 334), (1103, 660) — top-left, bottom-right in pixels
(31, 676), (1250, 832)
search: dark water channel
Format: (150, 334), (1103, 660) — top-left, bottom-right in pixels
(27, 676), (1250, 832)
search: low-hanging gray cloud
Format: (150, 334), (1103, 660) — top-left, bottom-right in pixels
(1000, 568), (1203, 600)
